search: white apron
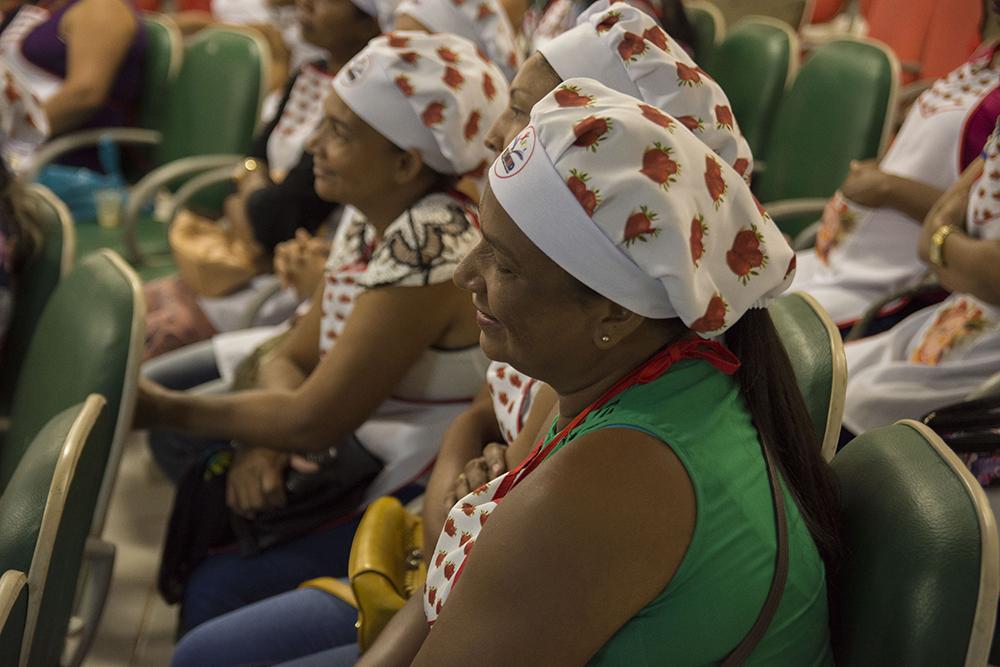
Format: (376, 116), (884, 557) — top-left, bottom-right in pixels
(843, 122), (1000, 434)
(0, 5), (56, 171)
(793, 47), (1000, 325)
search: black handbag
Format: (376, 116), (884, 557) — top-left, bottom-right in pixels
(158, 435), (383, 604)
(231, 434), (384, 555)
(922, 394), (1000, 454)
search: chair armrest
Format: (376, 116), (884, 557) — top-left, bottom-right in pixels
(25, 128), (162, 181)
(123, 154), (243, 263)
(763, 198), (828, 220)
(239, 280), (285, 330)
(763, 198), (827, 240)
(966, 372), (1000, 402)
(163, 165), (238, 224)
(0, 569), (27, 631)
(792, 221), (821, 251)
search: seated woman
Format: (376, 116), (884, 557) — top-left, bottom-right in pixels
(138, 32), (509, 635)
(790, 12), (999, 329)
(265, 79), (838, 666)
(142, 0), (393, 359)
(0, 0), (145, 171)
(425, 0), (755, 543)
(364, 78), (836, 667)
(844, 120), (1000, 484)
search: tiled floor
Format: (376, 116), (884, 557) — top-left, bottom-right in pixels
(83, 433), (177, 667)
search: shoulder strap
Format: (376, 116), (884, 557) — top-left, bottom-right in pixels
(720, 435), (789, 667)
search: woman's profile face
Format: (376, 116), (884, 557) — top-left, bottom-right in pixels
(454, 185), (607, 376)
(484, 52), (562, 155)
(296, 0), (379, 60)
(306, 90), (405, 207)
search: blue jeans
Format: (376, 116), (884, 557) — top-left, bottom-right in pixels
(179, 483), (423, 633)
(172, 586), (360, 667)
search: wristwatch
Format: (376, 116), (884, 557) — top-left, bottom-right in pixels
(232, 157), (262, 186)
(928, 224), (958, 268)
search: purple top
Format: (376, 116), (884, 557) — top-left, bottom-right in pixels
(9, 0), (147, 167)
(961, 42), (1000, 172)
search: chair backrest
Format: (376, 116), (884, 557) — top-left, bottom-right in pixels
(709, 16), (798, 160)
(831, 420), (999, 666)
(753, 37), (898, 231)
(769, 292), (845, 461)
(0, 570), (27, 667)
(0, 185), (75, 417)
(137, 13), (183, 132)
(1, 251), (144, 540)
(0, 397), (105, 667)
(683, 0), (726, 69)
(152, 26), (270, 167)
(863, 0), (982, 84)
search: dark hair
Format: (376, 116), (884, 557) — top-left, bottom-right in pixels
(725, 309), (841, 583)
(0, 158), (40, 272)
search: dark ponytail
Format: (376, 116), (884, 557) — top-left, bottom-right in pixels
(725, 309), (841, 582)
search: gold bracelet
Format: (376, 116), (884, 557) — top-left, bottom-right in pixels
(928, 224), (958, 269)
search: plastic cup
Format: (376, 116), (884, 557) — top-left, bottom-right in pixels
(95, 188), (124, 229)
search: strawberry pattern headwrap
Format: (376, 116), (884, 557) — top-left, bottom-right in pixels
(333, 32), (509, 177)
(351, 0), (402, 30)
(537, 3), (753, 182)
(488, 78), (794, 336)
(394, 0), (522, 81)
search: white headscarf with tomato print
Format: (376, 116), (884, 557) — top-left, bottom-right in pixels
(332, 32), (509, 178)
(489, 78), (794, 336)
(537, 3), (753, 182)
(394, 0), (522, 81)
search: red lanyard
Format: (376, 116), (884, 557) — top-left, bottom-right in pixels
(494, 337), (740, 499)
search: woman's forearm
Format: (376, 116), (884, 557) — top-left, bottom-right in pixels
(356, 593), (429, 667)
(932, 233), (1000, 306)
(149, 386), (332, 450)
(882, 174), (944, 224)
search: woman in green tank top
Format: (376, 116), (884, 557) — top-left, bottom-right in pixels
(358, 81), (839, 666)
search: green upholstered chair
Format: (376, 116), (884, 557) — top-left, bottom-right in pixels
(0, 250), (144, 667)
(0, 185), (75, 419)
(135, 12), (184, 146)
(770, 292), (845, 461)
(27, 22), (270, 269)
(755, 37), (898, 240)
(0, 570), (28, 667)
(120, 25), (270, 264)
(0, 396), (105, 667)
(684, 0), (726, 69)
(831, 420), (999, 666)
(709, 17), (799, 162)
(25, 13), (183, 278)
